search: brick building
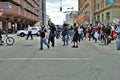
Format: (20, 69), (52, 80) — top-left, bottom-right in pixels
(78, 0), (95, 24)
(0, 0), (41, 32)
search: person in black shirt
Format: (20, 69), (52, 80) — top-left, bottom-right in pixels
(39, 25), (49, 50)
(72, 23), (79, 48)
(48, 19), (56, 47)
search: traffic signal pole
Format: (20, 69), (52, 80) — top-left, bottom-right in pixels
(60, 0), (62, 12)
(90, 0), (92, 24)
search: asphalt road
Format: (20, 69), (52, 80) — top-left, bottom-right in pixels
(0, 35), (120, 80)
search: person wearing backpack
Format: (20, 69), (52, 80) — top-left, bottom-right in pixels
(38, 25), (49, 50)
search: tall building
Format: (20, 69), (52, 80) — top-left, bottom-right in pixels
(94, 0), (120, 23)
(78, 0), (95, 24)
(0, 0), (41, 32)
(65, 13), (71, 24)
(65, 11), (78, 25)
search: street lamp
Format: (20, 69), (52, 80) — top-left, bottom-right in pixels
(89, 0), (92, 24)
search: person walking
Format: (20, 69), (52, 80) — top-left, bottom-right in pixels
(115, 23), (120, 50)
(48, 19), (56, 47)
(26, 24), (33, 40)
(71, 23), (79, 48)
(0, 28), (2, 45)
(61, 23), (69, 46)
(39, 25), (49, 50)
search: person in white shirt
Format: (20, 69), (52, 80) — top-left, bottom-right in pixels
(26, 24), (33, 40)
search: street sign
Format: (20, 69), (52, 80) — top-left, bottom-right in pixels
(85, 11), (90, 16)
(2, 4), (10, 9)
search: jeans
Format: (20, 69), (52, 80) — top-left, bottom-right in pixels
(48, 36), (55, 47)
(40, 38), (49, 49)
(117, 35), (120, 49)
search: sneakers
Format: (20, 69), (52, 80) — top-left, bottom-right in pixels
(48, 45), (50, 49)
(117, 48), (120, 50)
(63, 44), (65, 46)
(72, 45), (78, 48)
(39, 45), (49, 50)
(39, 48), (43, 50)
(72, 45), (75, 48)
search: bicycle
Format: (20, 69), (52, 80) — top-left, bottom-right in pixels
(1, 33), (15, 45)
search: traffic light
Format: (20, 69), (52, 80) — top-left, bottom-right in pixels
(60, 7), (62, 12)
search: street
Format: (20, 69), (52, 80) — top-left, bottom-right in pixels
(0, 35), (120, 80)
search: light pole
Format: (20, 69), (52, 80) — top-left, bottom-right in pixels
(89, 0), (92, 24)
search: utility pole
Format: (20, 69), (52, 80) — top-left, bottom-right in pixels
(90, 0), (92, 24)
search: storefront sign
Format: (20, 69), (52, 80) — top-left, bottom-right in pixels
(2, 4), (10, 9)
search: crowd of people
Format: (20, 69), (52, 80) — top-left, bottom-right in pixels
(37, 19), (120, 50)
(0, 19), (120, 51)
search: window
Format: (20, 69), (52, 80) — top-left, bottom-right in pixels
(97, 15), (100, 22)
(106, 12), (110, 20)
(32, 28), (37, 30)
(97, 3), (99, 9)
(102, 14), (104, 22)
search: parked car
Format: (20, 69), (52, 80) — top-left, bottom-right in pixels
(16, 27), (40, 37)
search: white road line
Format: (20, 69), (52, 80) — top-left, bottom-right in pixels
(0, 58), (90, 61)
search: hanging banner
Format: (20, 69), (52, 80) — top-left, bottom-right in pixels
(113, 18), (119, 24)
(104, 19), (110, 25)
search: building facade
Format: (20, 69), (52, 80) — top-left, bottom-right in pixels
(94, 0), (120, 23)
(78, 0), (95, 24)
(0, 0), (41, 32)
(65, 11), (78, 25)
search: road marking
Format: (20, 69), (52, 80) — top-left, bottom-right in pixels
(0, 58), (90, 61)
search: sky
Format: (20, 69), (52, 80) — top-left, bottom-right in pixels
(46, 0), (78, 25)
